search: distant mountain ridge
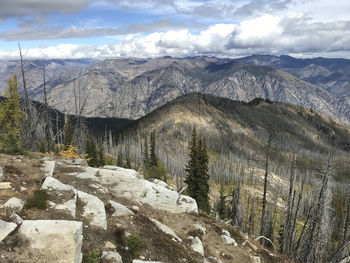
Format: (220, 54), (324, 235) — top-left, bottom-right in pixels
(0, 56), (349, 124)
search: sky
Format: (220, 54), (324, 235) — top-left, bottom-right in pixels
(0, 0), (350, 59)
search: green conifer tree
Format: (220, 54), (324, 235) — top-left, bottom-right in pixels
(0, 74), (23, 154)
(143, 134), (149, 165)
(64, 116), (73, 149)
(85, 135), (99, 167)
(185, 127), (211, 213)
(117, 149), (125, 167)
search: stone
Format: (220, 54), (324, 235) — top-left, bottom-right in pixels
(42, 160), (56, 177)
(0, 167), (3, 182)
(149, 218), (182, 242)
(99, 168), (198, 214)
(41, 177), (77, 217)
(250, 256), (261, 263)
(18, 220), (83, 263)
(194, 224), (206, 235)
(191, 236), (204, 256)
(221, 235), (237, 247)
(41, 176), (76, 192)
(151, 179), (175, 190)
(222, 230), (230, 237)
(66, 158), (86, 165)
(0, 182), (12, 189)
(0, 220), (17, 242)
(78, 190), (107, 230)
(101, 251), (123, 263)
(132, 261), (163, 263)
(104, 241), (117, 250)
(243, 241), (257, 252)
(206, 256), (224, 263)
(3, 197), (24, 211)
(132, 205), (139, 211)
(108, 200), (134, 217)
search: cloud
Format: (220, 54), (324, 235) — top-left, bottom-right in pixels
(0, 19), (198, 41)
(0, 0), (93, 20)
(1, 13), (350, 59)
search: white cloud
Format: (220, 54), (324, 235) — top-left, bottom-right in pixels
(1, 13), (350, 59)
(0, 19), (198, 41)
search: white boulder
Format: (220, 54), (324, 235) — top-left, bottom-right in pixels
(42, 160), (56, 177)
(108, 200), (134, 217)
(78, 191), (107, 230)
(221, 235), (238, 247)
(41, 176), (76, 192)
(149, 218), (182, 242)
(18, 220), (83, 263)
(0, 220), (17, 242)
(99, 168), (197, 214)
(101, 251), (123, 263)
(191, 236), (204, 256)
(3, 197), (24, 211)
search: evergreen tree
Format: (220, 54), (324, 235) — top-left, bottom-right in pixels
(185, 127), (211, 213)
(150, 131), (157, 166)
(117, 149), (125, 167)
(143, 134), (149, 165)
(217, 182), (229, 219)
(97, 139), (105, 166)
(125, 154), (131, 169)
(85, 135), (99, 167)
(64, 116), (73, 149)
(0, 74), (23, 154)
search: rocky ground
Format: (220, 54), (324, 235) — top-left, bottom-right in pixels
(0, 153), (288, 263)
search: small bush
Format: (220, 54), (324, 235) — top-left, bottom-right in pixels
(83, 248), (100, 263)
(24, 190), (49, 210)
(126, 233), (145, 259)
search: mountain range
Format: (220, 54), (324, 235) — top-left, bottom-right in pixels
(0, 55), (349, 124)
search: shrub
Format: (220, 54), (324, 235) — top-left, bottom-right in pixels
(24, 190), (49, 210)
(83, 248), (100, 263)
(126, 233), (145, 259)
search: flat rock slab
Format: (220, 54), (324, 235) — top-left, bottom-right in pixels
(42, 160), (56, 177)
(0, 220), (17, 242)
(15, 220), (83, 263)
(108, 200), (134, 217)
(99, 168), (198, 214)
(78, 191), (107, 230)
(149, 218), (182, 242)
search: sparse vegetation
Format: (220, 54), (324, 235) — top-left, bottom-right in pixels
(24, 189), (49, 210)
(126, 233), (145, 259)
(83, 249), (100, 263)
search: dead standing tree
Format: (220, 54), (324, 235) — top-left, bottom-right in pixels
(72, 79), (89, 153)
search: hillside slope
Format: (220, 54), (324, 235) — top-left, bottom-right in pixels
(29, 57), (350, 124)
(117, 93), (350, 181)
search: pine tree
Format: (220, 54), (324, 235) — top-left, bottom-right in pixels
(97, 139), (105, 166)
(185, 127), (210, 213)
(150, 130), (157, 166)
(143, 134), (149, 165)
(117, 149), (125, 167)
(0, 74), (23, 154)
(217, 182), (229, 220)
(85, 135), (99, 167)
(64, 116), (73, 149)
